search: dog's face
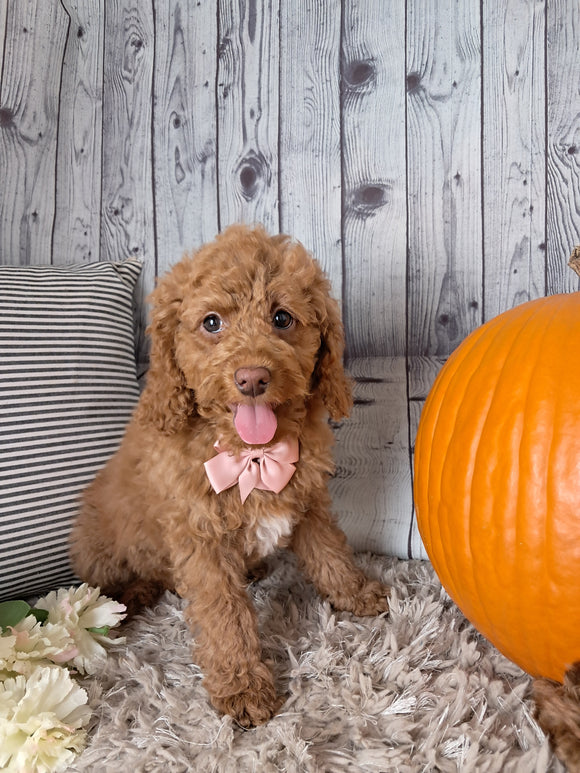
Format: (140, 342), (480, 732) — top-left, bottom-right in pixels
(143, 225), (352, 442)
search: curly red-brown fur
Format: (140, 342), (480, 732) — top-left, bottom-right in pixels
(70, 224), (389, 727)
(534, 663), (580, 771)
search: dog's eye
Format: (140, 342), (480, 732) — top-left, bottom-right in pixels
(273, 309), (294, 330)
(202, 314), (223, 334)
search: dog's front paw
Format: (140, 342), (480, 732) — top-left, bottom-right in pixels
(212, 668), (283, 728)
(333, 579), (390, 617)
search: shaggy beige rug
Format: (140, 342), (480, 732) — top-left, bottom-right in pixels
(69, 553), (564, 772)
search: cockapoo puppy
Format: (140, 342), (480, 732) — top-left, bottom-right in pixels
(70, 224), (390, 726)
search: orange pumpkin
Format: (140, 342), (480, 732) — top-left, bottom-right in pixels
(414, 291), (580, 681)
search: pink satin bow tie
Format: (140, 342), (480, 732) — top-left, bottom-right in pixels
(204, 438), (299, 503)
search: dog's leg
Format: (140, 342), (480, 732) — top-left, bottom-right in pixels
(70, 497), (171, 617)
(176, 545), (281, 727)
(71, 529), (168, 617)
(533, 664), (580, 771)
(291, 498), (390, 616)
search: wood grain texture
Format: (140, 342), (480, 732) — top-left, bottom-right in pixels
(341, 0), (407, 358)
(408, 398), (428, 560)
(53, 0), (105, 265)
(483, 0), (546, 318)
(278, 0), (342, 292)
(216, 0), (279, 232)
(406, 0), (483, 359)
(330, 357), (415, 558)
(0, 0), (68, 265)
(153, 0), (219, 272)
(0, 3), (7, 76)
(546, 0), (580, 293)
(407, 355), (445, 401)
(407, 356), (444, 559)
(100, 0), (155, 373)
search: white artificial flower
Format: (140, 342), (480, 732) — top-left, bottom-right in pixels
(34, 584), (126, 674)
(0, 633), (17, 671)
(0, 617), (75, 677)
(0, 666), (90, 772)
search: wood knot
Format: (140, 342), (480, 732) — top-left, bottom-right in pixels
(350, 183), (390, 217)
(343, 59), (376, 90)
(0, 107), (14, 127)
(436, 313), (459, 342)
(237, 153), (269, 201)
(406, 72), (422, 92)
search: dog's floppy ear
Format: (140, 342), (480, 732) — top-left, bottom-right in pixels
(311, 279), (353, 421)
(137, 263), (197, 433)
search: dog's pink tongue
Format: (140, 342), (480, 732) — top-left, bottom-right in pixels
(234, 404), (277, 445)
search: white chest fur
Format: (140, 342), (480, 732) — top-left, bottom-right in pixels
(247, 513), (294, 558)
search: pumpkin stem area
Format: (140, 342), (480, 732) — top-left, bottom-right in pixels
(569, 245), (580, 278)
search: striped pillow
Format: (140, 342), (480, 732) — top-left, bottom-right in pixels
(0, 259), (142, 601)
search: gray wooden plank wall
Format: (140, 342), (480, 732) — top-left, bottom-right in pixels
(1, 0), (579, 559)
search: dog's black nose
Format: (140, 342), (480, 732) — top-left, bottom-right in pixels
(234, 367), (271, 397)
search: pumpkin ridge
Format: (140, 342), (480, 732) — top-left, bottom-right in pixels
(416, 327), (495, 607)
(454, 307), (546, 639)
(424, 303), (545, 625)
(541, 297), (580, 678)
(514, 303), (565, 675)
(488, 301), (561, 673)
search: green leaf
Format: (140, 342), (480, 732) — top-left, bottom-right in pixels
(87, 625), (110, 636)
(30, 607), (49, 624)
(0, 600), (32, 630)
